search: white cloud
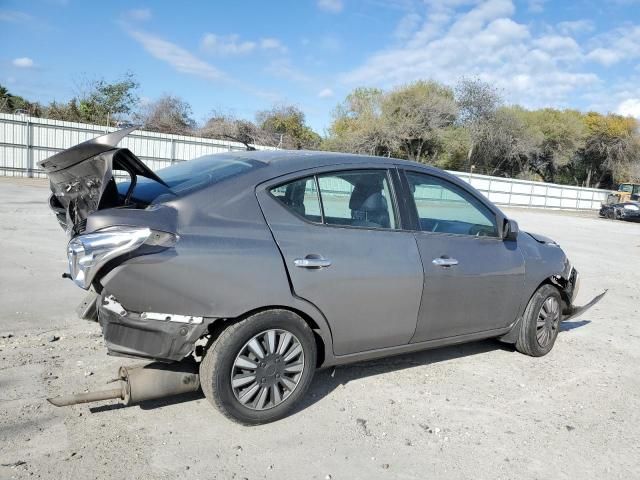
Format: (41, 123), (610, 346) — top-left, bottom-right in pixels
(342, 0), (601, 108)
(527, 0), (547, 13)
(260, 37), (287, 53)
(394, 12), (422, 39)
(319, 34), (342, 51)
(318, 88), (334, 98)
(128, 29), (224, 81)
(264, 58), (311, 83)
(201, 34), (256, 55)
(556, 20), (594, 36)
(586, 47), (623, 66)
(617, 98), (640, 118)
(125, 8), (152, 21)
(200, 34), (287, 55)
(0, 10), (32, 22)
(586, 25), (640, 66)
(12, 57), (34, 68)
(533, 35), (581, 61)
(317, 0), (343, 13)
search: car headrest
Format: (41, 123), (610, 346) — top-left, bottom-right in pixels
(348, 185), (371, 210)
(359, 192), (387, 212)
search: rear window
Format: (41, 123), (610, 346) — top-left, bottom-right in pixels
(118, 154), (265, 203)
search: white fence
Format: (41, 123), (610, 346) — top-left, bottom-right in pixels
(0, 113), (274, 178)
(0, 113), (609, 210)
(448, 171), (608, 211)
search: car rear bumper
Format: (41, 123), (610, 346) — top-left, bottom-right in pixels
(97, 294), (212, 362)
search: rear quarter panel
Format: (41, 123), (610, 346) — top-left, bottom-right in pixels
(100, 177), (303, 319)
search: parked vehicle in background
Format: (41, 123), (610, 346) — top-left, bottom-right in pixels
(38, 128), (604, 424)
(599, 201), (640, 221)
(604, 182), (639, 204)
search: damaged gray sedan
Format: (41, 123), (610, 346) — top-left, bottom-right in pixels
(39, 128), (604, 424)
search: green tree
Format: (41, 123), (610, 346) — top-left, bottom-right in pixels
(200, 111), (260, 150)
(0, 84), (43, 116)
(75, 73), (139, 125)
(46, 99), (82, 122)
(435, 126), (471, 172)
(519, 108), (587, 183)
(381, 81), (457, 162)
(454, 78), (502, 171)
(323, 87), (397, 156)
(256, 104), (321, 149)
(135, 94), (195, 135)
(471, 107), (542, 177)
(578, 112), (640, 187)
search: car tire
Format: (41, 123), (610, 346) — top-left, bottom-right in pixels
(515, 284), (562, 357)
(199, 309), (317, 425)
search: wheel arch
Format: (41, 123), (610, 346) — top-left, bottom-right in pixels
(205, 305), (331, 368)
(499, 275), (566, 344)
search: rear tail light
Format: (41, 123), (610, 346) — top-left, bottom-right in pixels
(67, 226), (177, 289)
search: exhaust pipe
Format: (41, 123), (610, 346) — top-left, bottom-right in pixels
(47, 361), (200, 407)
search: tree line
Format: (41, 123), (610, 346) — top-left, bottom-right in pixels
(1, 74), (638, 188)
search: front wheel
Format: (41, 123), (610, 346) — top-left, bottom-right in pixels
(516, 284), (562, 357)
(199, 309), (317, 425)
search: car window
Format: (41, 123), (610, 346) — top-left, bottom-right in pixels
(406, 172), (497, 237)
(317, 170), (397, 229)
(270, 176), (322, 222)
(122, 155), (265, 202)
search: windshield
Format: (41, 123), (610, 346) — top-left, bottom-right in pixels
(117, 154), (265, 203)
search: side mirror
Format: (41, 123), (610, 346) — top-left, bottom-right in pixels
(502, 219), (519, 241)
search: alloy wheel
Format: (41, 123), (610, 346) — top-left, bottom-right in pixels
(536, 296), (560, 347)
(230, 329), (305, 410)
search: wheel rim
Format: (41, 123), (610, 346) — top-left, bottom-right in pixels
(536, 296), (560, 348)
(230, 329), (305, 411)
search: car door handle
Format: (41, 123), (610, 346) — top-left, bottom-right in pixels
(432, 257), (459, 267)
(294, 256), (332, 269)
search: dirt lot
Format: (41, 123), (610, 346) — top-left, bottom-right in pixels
(1, 177), (639, 480)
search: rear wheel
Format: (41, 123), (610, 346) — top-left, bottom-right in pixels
(516, 284), (562, 357)
(200, 309), (316, 425)
(614, 208), (623, 220)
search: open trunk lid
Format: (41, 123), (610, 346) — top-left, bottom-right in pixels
(38, 127), (168, 235)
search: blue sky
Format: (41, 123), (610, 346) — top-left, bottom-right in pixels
(1, 0), (640, 132)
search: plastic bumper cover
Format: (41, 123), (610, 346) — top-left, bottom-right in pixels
(97, 294), (212, 362)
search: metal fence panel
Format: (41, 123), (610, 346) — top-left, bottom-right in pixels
(0, 113), (610, 210)
(448, 171), (609, 210)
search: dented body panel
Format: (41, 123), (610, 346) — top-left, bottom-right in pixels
(39, 128), (604, 368)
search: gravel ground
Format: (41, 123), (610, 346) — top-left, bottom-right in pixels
(1, 177), (639, 480)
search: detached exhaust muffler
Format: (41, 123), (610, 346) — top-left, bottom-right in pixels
(47, 361), (200, 407)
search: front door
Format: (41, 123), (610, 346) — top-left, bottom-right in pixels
(258, 168), (424, 356)
(402, 171), (526, 343)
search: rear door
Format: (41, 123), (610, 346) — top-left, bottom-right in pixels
(257, 166), (424, 356)
(401, 170), (525, 342)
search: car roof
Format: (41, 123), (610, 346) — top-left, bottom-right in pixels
(216, 149), (444, 177)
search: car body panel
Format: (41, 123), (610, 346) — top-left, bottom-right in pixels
(37, 129), (606, 366)
(37, 127), (167, 233)
(391, 167), (526, 341)
(256, 165), (424, 356)
(410, 233), (525, 341)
